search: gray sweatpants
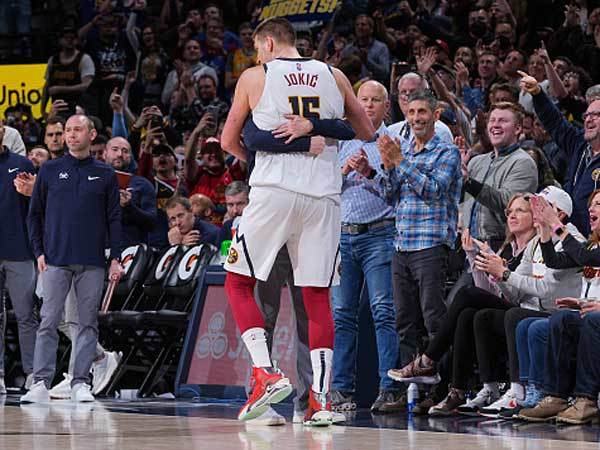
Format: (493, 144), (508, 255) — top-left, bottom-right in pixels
(58, 285), (105, 375)
(0, 260), (38, 376)
(33, 265), (104, 388)
(255, 247), (312, 413)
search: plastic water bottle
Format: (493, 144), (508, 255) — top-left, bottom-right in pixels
(219, 240), (232, 264)
(407, 383), (419, 413)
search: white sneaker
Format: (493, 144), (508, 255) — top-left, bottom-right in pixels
(0, 377), (6, 395)
(49, 373), (73, 400)
(72, 383), (94, 402)
(456, 386), (498, 415)
(480, 389), (520, 416)
(293, 409), (346, 424)
(246, 406), (286, 426)
(92, 351), (122, 395)
(20, 380), (50, 403)
(293, 410), (304, 424)
(24, 373), (34, 390)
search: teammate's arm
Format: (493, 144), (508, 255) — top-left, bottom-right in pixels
(331, 67), (376, 141)
(272, 115), (355, 143)
(243, 117), (311, 153)
(244, 117), (355, 153)
(221, 70), (255, 162)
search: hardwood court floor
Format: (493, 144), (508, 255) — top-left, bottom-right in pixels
(1, 395), (600, 450)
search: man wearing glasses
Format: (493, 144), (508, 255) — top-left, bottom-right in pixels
(521, 70), (600, 235)
(388, 72), (453, 145)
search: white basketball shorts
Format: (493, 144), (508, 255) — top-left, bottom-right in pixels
(224, 186), (341, 287)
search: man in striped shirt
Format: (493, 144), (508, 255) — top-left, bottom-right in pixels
(330, 81), (402, 414)
(376, 92), (462, 385)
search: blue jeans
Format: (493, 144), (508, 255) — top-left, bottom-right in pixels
(544, 310), (581, 398)
(516, 317), (548, 385)
(332, 224), (398, 392)
(573, 311), (600, 399)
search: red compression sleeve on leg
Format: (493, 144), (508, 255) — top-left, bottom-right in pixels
(301, 286), (334, 350)
(225, 272), (264, 333)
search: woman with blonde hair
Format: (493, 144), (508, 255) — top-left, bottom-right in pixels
(389, 193), (537, 415)
(396, 188), (578, 415)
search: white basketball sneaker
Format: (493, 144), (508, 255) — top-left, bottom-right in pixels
(72, 383), (94, 403)
(49, 373), (73, 399)
(20, 380), (50, 403)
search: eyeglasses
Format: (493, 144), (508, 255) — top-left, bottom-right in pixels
(583, 111), (600, 121)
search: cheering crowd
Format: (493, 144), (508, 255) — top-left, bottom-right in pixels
(2, 0), (600, 426)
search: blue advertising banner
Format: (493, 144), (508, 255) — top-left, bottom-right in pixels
(256, 0), (340, 24)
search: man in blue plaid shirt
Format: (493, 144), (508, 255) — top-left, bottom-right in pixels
(376, 92), (462, 379)
(329, 80), (402, 415)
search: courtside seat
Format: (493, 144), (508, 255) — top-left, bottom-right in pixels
(142, 245), (183, 300)
(99, 244), (215, 396)
(100, 246), (184, 329)
(136, 244), (216, 328)
(113, 244), (153, 300)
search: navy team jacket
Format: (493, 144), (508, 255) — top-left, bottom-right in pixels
(0, 148), (35, 261)
(28, 153), (122, 267)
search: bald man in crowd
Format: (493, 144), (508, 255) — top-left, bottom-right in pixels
(104, 137), (157, 248)
(24, 115), (123, 403)
(330, 81), (401, 414)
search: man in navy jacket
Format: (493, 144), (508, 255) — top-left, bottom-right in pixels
(521, 71), (600, 235)
(0, 125), (39, 394)
(23, 115), (123, 403)
(104, 137), (157, 249)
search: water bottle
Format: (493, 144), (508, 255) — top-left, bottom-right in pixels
(407, 383), (420, 413)
(219, 240), (232, 264)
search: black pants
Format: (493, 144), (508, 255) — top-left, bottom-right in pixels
(425, 286), (511, 390)
(474, 307), (550, 383)
(392, 246), (449, 368)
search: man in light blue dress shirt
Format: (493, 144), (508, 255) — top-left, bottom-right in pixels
(330, 80), (402, 414)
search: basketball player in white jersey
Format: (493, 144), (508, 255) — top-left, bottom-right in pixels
(221, 18), (375, 426)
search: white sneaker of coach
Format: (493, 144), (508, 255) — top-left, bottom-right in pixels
(91, 351), (122, 395)
(24, 373), (34, 390)
(20, 380), (50, 403)
(72, 383), (94, 402)
(0, 377), (6, 395)
(49, 373), (73, 399)
(246, 406), (286, 426)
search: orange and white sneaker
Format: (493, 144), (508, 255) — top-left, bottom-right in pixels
(303, 390), (333, 427)
(238, 367), (292, 421)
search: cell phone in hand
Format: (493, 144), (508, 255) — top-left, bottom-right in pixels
(149, 115), (163, 130)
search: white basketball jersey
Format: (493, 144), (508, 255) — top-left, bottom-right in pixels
(250, 58), (345, 199)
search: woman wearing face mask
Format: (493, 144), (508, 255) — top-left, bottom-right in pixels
(388, 194), (542, 416)
(516, 189), (600, 424)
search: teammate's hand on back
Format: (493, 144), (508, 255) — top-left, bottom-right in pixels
(309, 136), (326, 156)
(272, 114), (314, 144)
